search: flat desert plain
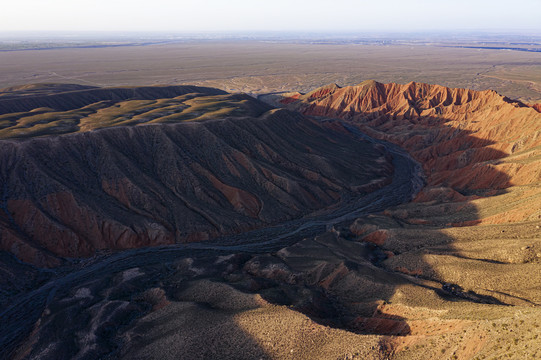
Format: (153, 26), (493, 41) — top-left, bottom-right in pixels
(1, 41), (540, 103)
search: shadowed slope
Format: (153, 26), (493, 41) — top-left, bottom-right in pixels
(0, 86), (393, 267)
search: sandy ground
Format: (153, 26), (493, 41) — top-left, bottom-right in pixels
(1, 41), (540, 103)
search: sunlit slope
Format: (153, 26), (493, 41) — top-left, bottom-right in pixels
(0, 84), (277, 139)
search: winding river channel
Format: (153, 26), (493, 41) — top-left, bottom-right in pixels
(0, 117), (425, 358)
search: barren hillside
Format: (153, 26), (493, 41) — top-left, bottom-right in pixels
(2, 81), (541, 360)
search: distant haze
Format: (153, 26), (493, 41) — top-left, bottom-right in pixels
(3, 0), (540, 33)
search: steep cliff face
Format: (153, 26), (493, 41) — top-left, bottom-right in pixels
(0, 86), (393, 266)
(285, 80), (541, 193)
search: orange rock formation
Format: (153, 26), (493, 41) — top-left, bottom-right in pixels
(286, 80), (541, 196)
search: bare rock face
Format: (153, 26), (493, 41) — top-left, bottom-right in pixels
(286, 80), (541, 195)
(0, 86), (393, 266)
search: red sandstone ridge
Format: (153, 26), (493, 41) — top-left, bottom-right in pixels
(285, 80), (541, 197)
(279, 93), (301, 105)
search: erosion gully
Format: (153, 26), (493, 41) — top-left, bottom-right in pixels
(0, 117), (425, 357)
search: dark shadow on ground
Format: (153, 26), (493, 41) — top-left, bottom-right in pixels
(1, 88), (533, 359)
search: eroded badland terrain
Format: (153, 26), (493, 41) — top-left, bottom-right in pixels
(1, 40), (541, 360)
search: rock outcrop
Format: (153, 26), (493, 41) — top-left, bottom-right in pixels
(285, 80), (541, 195)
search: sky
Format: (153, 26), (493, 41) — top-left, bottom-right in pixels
(2, 0), (540, 33)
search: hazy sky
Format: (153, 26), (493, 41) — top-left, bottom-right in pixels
(2, 0), (540, 33)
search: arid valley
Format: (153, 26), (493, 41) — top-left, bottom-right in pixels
(1, 29), (541, 360)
